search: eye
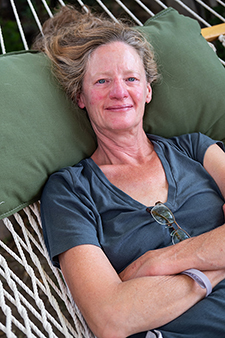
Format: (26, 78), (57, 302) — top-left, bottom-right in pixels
(97, 79), (106, 84)
(127, 77), (137, 82)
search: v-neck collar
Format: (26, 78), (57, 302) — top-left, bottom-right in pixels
(84, 135), (177, 209)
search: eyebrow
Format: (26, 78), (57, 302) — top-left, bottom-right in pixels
(91, 70), (142, 79)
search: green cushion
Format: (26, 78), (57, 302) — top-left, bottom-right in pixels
(0, 51), (96, 219)
(138, 8), (225, 140)
(0, 7), (225, 219)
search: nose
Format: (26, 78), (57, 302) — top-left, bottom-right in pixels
(109, 79), (128, 100)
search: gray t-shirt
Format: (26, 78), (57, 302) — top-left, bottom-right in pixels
(41, 133), (225, 337)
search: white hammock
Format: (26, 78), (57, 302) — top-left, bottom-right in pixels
(1, 202), (94, 337)
(0, 1), (225, 337)
(1, 0), (225, 55)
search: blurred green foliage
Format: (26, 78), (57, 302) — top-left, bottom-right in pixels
(0, 0), (133, 53)
(0, 0), (52, 52)
(1, 0), (225, 60)
(0, 20), (24, 52)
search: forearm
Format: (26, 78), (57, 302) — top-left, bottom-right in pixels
(113, 273), (206, 337)
(161, 224), (225, 274)
(120, 223), (225, 282)
(60, 245), (211, 338)
(115, 269), (225, 338)
(192, 223), (225, 270)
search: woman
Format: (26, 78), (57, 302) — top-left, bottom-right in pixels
(38, 5), (225, 338)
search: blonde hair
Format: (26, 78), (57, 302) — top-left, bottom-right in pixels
(33, 5), (158, 104)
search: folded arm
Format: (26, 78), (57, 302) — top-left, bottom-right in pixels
(59, 244), (225, 338)
(119, 224), (225, 281)
(59, 144), (225, 338)
(120, 143), (225, 281)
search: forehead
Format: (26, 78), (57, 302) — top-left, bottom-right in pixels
(86, 41), (144, 74)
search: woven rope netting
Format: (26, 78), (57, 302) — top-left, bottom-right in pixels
(0, 0), (225, 54)
(0, 0), (225, 337)
(1, 202), (95, 337)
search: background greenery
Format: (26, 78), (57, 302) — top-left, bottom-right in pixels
(0, 0), (224, 59)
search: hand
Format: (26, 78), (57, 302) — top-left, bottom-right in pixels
(120, 222), (225, 282)
(119, 243), (189, 281)
(120, 204), (225, 282)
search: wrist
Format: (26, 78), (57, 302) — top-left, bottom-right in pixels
(181, 269), (212, 297)
(204, 269), (225, 288)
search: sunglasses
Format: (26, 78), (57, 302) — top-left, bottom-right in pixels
(147, 202), (191, 244)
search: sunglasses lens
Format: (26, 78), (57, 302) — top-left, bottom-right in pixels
(151, 204), (174, 225)
(172, 229), (190, 244)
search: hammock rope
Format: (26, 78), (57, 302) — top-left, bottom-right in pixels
(1, 203), (95, 337)
(1, 0), (225, 54)
(9, 0), (29, 50)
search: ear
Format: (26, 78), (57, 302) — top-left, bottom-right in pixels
(77, 92), (86, 109)
(146, 83), (152, 104)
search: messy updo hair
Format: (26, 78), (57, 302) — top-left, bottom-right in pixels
(33, 5), (158, 104)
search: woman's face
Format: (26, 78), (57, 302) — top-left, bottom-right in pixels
(77, 41), (152, 136)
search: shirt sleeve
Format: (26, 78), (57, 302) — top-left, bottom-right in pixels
(41, 167), (101, 268)
(169, 132), (224, 164)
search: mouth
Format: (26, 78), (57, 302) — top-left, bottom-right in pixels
(105, 104), (133, 112)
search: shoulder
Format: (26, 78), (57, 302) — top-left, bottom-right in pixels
(148, 132), (214, 146)
(148, 132), (220, 163)
(41, 158), (93, 200)
(168, 133), (222, 158)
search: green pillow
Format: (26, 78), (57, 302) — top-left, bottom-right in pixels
(0, 51), (96, 219)
(139, 8), (225, 140)
(0, 7), (225, 219)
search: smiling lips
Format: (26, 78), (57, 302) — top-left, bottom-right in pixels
(105, 104), (133, 112)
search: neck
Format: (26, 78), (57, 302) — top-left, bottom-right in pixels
(91, 128), (153, 166)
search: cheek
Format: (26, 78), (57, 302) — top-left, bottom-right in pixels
(88, 90), (105, 106)
(134, 88), (147, 104)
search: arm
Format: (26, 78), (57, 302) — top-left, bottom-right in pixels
(60, 144), (225, 338)
(120, 143), (225, 280)
(203, 143), (225, 198)
(59, 244), (219, 338)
